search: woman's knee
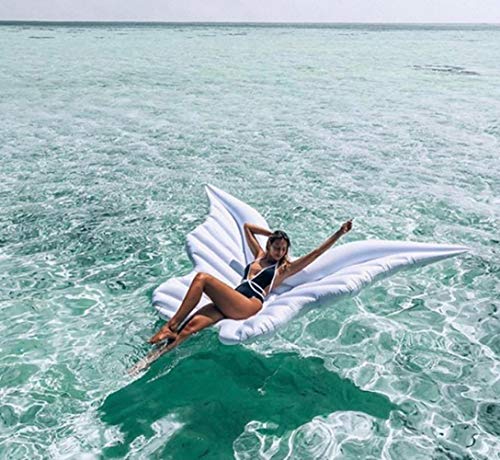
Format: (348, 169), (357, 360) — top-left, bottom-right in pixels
(194, 272), (211, 284)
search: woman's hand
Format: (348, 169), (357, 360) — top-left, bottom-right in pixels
(278, 219), (353, 281)
(339, 219), (353, 235)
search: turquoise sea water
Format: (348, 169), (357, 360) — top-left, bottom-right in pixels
(0, 22), (499, 459)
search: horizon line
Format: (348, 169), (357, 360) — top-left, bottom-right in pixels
(1, 20), (499, 26)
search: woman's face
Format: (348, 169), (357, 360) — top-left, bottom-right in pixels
(267, 238), (288, 261)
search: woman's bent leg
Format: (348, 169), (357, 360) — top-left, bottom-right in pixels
(149, 272), (209, 344)
(150, 272), (261, 344)
(168, 273), (212, 330)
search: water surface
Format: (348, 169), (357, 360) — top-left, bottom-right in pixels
(0, 22), (499, 459)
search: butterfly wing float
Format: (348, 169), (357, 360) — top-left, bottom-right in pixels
(152, 185), (468, 345)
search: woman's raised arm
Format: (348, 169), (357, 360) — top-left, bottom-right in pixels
(279, 220), (352, 281)
(243, 223), (272, 259)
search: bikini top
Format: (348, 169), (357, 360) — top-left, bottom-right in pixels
(241, 260), (279, 296)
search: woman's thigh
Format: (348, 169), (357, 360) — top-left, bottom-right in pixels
(202, 275), (262, 319)
(181, 303), (225, 334)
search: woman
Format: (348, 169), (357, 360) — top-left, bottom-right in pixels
(148, 219), (353, 353)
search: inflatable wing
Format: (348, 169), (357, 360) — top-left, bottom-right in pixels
(153, 185), (270, 321)
(153, 185), (468, 344)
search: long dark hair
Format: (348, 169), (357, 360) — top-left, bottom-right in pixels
(267, 230), (292, 269)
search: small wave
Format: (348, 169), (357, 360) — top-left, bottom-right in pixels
(28, 36), (54, 39)
(413, 64), (480, 76)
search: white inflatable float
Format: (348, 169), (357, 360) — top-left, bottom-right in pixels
(153, 185), (468, 345)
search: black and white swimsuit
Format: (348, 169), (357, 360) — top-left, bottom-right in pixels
(235, 261), (278, 303)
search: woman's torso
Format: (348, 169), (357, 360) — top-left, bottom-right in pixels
(238, 259), (279, 300)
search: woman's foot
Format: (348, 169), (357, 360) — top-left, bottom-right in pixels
(128, 340), (176, 376)
(149, 324), (178, 344)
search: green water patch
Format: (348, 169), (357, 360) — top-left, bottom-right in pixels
(100, 342), (397, 459)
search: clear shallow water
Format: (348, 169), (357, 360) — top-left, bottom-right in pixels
(0, 22), (499, 459)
